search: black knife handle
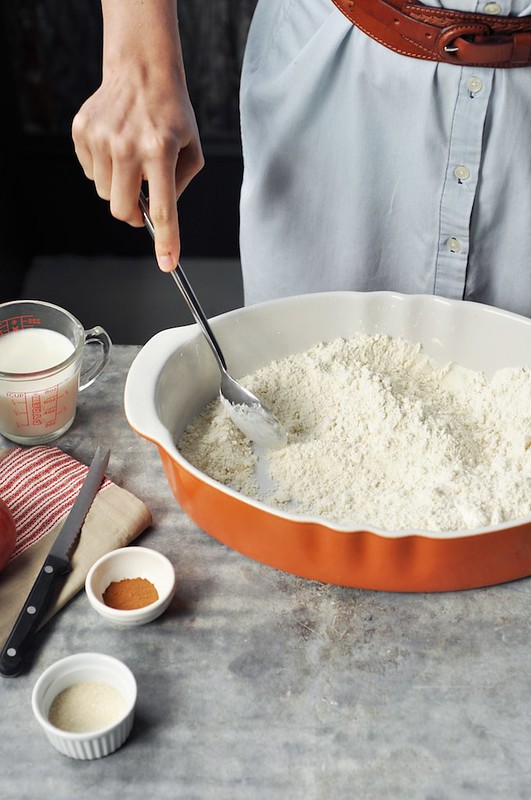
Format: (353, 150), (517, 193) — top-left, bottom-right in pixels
(0, 554), (71, 677)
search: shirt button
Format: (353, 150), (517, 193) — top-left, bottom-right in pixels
(454, 165), (471, 181)
(446, 237), (462, 253)
(484, 2), (501, 13)
(467, 76), (483, 95)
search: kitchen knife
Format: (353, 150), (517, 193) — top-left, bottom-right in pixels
(0, 446), (110, 678)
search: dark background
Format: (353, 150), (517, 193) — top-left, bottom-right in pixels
(0, 0), (257, 306)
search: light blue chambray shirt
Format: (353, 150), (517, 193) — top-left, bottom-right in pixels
(240, 0), (531, 316)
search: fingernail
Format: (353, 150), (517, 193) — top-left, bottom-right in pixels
(157, 254), (175, 272)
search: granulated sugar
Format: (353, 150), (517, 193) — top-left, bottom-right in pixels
(48, 680), (125, 732)
(178, 334), (531, 532)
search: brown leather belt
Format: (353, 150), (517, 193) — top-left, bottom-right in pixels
(331, 0), (531, 67)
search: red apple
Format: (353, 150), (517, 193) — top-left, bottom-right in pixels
(0, 497), (16, 572)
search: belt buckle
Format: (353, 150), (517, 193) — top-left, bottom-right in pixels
(438, 23), (493, 60)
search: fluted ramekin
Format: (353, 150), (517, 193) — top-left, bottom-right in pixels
(31, 652), (137, 759)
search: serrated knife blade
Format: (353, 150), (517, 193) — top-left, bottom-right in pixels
(0, 446), (110, 678)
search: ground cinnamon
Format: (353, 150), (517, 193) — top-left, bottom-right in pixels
(102, 577), (159, 610)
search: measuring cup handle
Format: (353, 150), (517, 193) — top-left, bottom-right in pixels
(79, 326), (112, 391)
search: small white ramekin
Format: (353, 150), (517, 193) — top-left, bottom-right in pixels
(85, 546), (176, 626)
(31, 652), (137, 760)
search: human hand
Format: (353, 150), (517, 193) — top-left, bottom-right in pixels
(71, 1), (204, 271)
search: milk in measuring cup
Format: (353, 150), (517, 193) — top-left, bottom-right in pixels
(0, 328), (74, 372)
(0, 328), (78, 439)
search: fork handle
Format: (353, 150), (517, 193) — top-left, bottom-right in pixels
(138, 191), (227, 371)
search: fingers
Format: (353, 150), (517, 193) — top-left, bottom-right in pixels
(175, 138), (205, 199)
(146, 133), (204, 270)
(109, 160), (144, 229)
(71, 112), (94, 180)
(72, 91), (204, 272)
(145, 138), (204, 270)
(72, 110), (114, 205)
(92, 153), (113, 203)
(74, 108), (147, 229)
(145, 163), (181, 271)
(72, 139), (95, 182)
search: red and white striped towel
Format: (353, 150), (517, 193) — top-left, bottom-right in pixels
(0, 446), (111, 562)
(0, 445), (152, 645)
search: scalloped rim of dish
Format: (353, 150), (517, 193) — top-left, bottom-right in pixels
(125, 294), (531, 541)
(159, 435), (531, 540)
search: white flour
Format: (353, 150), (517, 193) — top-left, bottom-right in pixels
(178, 334), (531, 532)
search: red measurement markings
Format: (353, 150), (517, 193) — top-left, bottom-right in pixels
(0, 315), (41, 336)
(6, 392), (30, 427)
(7, 385), (60, 429)
(42, 385), (60, 426)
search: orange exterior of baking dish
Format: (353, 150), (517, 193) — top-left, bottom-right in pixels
(156, 445), (531, 592)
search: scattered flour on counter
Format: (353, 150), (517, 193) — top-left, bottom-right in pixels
(178, 334), (531, 532)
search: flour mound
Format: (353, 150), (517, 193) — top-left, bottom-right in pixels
(178, 334), (531, 532)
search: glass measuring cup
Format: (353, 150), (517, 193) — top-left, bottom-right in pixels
(0, 300), (111, 445)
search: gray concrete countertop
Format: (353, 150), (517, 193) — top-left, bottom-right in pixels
(2, 346), (530, 800)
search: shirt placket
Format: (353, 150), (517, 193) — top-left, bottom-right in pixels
(433, 67), (494, 299)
